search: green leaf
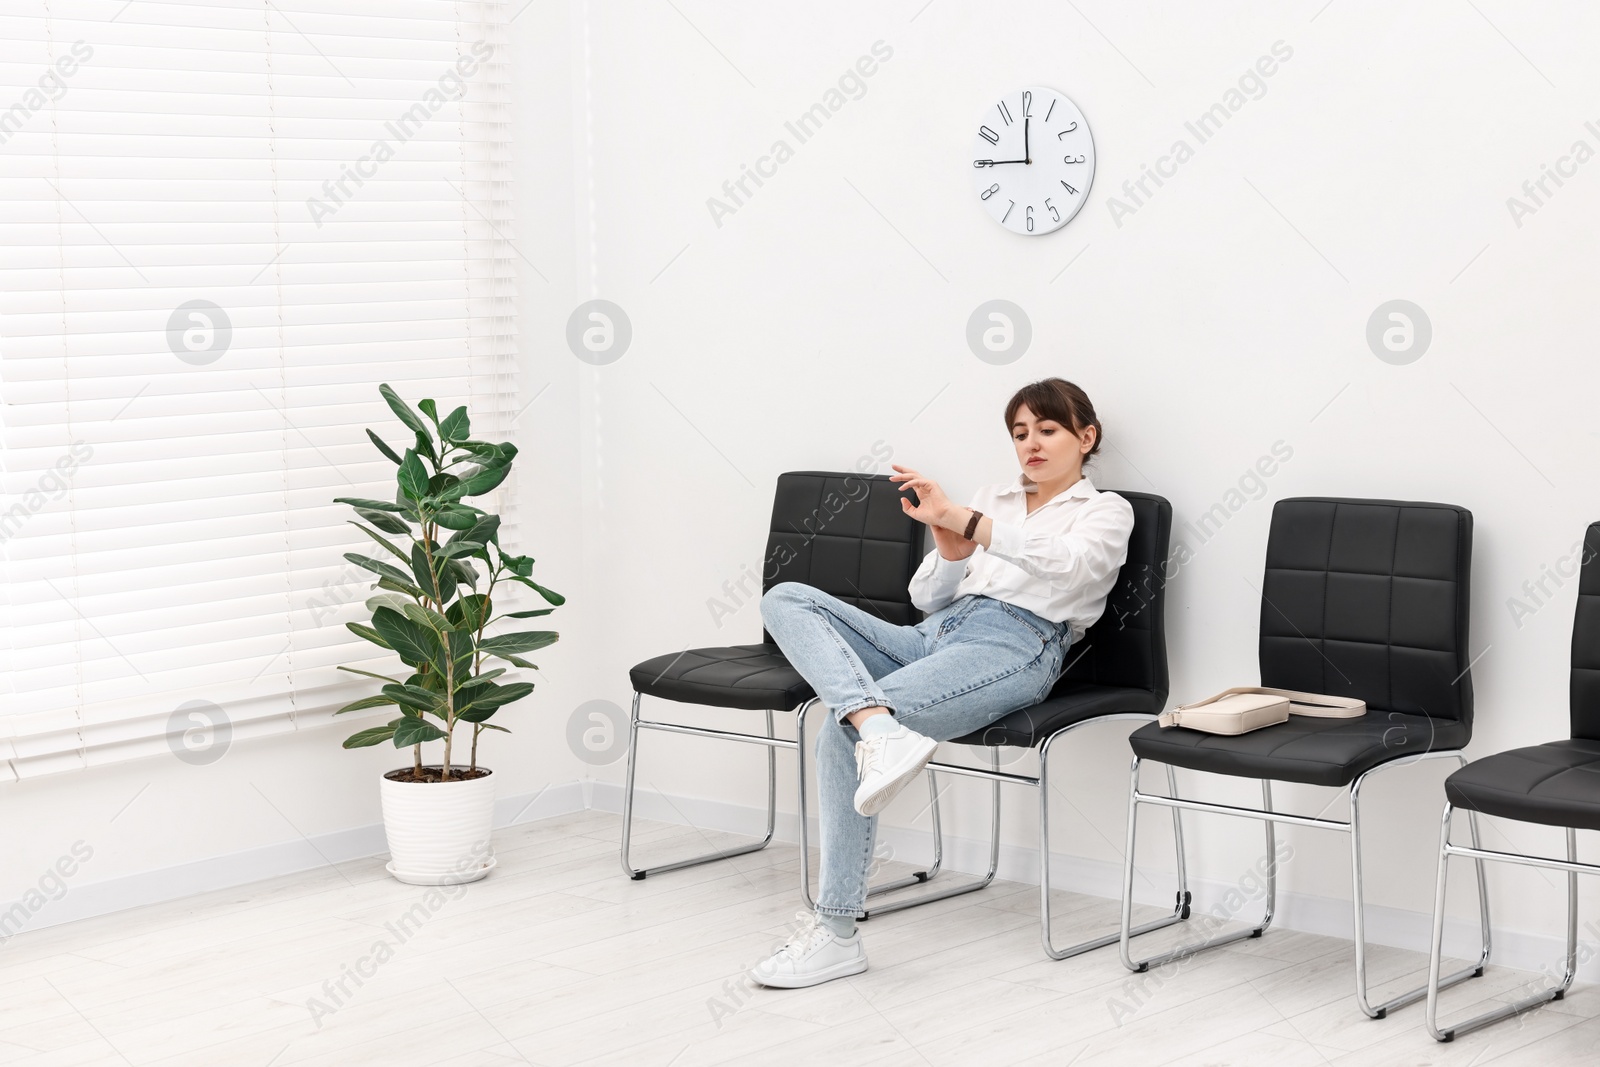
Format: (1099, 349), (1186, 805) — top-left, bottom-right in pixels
(492, 652), (540, 669)
(448, 514), (500, 550)
(393, 717), (447, 747)
(336, 694), (398, 714)
(380, 383), (428, 435)
(409, 543), (444, 601)
(397, 450), (429, 502)
(434, 505), (480, 531)
(504, 607), (556, 619)
(437, 462), (510, 501)
(508, 575), (564, 605)
(401, 601), (454, 636)
(440, 406), (470, 442)
(338, 665), (404, 684)
(343, 723), (398, 749)
(414, 429), (438, 466)
(477, 630), (559, 657)
(476, 722), (511, 734)
(447, 594), (492, 633)
(419, 398), (439, 423)
(382, 683), (445, 713)
(371, 606), (442, 670)
(347, 621), (393, 650)
(344, 552), (416, 589)
(351, 523), (409, 563)
(365, 593), (412, 616)
(460, 681), (534, 715)
(435, 541), (483, 560)
(377, 575), (425, 598)
(355, 508), (410, 536)
(502, 554), (534, 578)
(335, 497), (404, 512)
(367, 429), (403, 465)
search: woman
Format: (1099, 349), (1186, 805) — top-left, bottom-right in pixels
(749, 377), (1135, 988)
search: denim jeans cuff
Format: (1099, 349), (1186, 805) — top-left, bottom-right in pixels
(832, 698), (897, 724)
(814, 904), (861, 919)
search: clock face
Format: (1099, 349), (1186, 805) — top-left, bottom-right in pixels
(972, 87), (1095, 235)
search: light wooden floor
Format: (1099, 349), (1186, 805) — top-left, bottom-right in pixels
(2, 810), (1596, 1066)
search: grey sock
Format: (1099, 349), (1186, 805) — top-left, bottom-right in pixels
(819, 911), (857, 939)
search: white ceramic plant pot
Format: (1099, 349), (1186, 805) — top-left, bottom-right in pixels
(379, 766), (498, 885)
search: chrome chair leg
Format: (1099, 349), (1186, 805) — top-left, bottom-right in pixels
(1120, 761), (1273, 972)
(620, 692), (780, 879)
(1427, 806), (1577, 1041)
(1040, 736), (1190, 960)
(796, 698), (949, 911)
(1351, 759), (1488, 1018)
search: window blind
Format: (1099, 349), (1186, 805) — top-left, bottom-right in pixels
(0, 0), (516, 780)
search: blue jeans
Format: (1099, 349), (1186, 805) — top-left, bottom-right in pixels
(760, 581), (1073, 918)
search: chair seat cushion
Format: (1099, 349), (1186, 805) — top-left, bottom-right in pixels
(1444, 740), (1600, 831)
(1127, 712), (1471, 788)
(630, 643), (813, 711)
(951, 682), (1166, 748)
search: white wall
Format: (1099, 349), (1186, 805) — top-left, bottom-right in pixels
(558, 0), (1600, 958)
(10, 0), (1600, 972)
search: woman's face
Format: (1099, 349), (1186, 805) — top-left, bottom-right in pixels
(1011, 402), (1094, 482)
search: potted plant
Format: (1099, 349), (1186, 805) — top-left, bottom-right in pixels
(333, 383), (562, 885)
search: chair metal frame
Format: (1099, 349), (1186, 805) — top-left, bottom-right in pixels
(620, 690), (957, 887)
(1119, 749), (1493, 1019)
(1426, 803), (1583, 1041)
(797, 701), (1195, 959)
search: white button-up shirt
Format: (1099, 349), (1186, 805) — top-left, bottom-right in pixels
(907, 473), (1135, 643)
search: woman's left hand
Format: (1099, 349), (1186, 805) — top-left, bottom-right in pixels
(889, 464), (957, 529)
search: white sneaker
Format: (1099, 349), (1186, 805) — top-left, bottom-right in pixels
(748, 914), (868, 988)
(852, 723), (938, 816)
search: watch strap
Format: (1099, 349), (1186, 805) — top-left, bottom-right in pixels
(962, 509), (983, 540)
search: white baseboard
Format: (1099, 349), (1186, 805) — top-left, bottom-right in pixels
(5, 781), (588, 941)
(12, 777), (1599, 988)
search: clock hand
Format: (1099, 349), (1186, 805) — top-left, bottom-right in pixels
(973, 158), (1027, 167)
(1024, 116), (1030, 164)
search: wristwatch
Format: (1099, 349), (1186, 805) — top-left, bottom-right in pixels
(962, 508), (983, 540)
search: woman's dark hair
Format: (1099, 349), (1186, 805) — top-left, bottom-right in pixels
(1003, 378), (1103, 465)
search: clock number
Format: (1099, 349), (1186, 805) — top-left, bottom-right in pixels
(979, 125), (999, 145)
(1063, 154), (1085, 164)
(1044, 99), (1056, 123)
(1060, 181), (1078, 196)
(1022, 91), (1032, 117)
(1001, 200), (1015, 223)
(1026, 205), (1034, 232)
(1056, 121), (1079, 139)
(1045, 197), (1060, 222)
(997, 100), (1012, 125)
(980, 183), (1000, 200)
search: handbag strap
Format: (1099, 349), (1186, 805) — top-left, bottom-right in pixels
(1173, 685), (1366, 717)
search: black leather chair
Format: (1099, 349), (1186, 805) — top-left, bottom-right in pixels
(1424, 521), (1600, 1042)
(797, 492), (1196, 961)
(1118, 497), (1491, 1019)
(623, 471), (954, 885)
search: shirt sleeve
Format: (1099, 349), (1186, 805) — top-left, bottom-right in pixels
(984, 491), (1135, 592)
(907, 547), (969, 614)
(907, 487), (985, 613)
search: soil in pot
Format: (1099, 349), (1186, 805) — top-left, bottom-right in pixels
(384, 767), (492, 784)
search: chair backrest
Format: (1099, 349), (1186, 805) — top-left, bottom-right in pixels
(1259, 497), (1473, 726)
(759, 471), (923, 645)
(1571, 522), (1600, 741)
(1053, 491), (1172, 703)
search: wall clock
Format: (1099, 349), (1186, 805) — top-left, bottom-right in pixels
(971, 86), (1095, 235)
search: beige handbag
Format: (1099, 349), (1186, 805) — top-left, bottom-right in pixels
(1156, 687), (1366, 735)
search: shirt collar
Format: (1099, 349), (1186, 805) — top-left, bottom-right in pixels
(998, 471), (1097, 503)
